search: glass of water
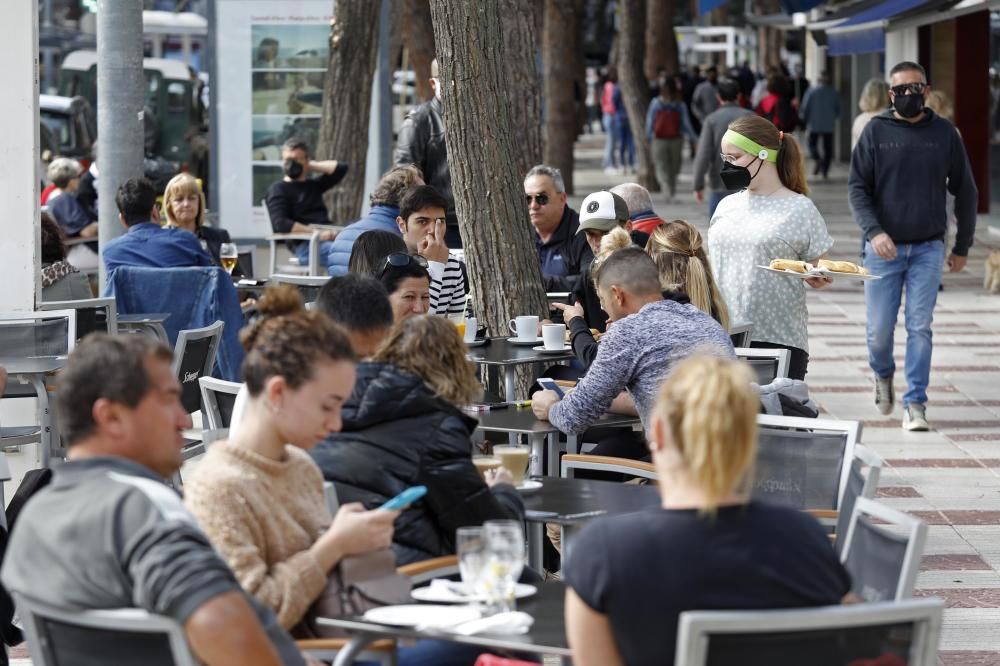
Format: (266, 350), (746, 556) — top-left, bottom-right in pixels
(456, 526), (487, 599)
(483, 519), (525, 613)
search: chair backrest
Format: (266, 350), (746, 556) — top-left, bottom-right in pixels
(198, 376), (241, 431)
(752, 415), (861, 514)
(236, 244), (256, 279)
(835, 444), (882, 555)
(561, 454), (659, 482)
(269, 273), (330, 303)
(0, 310), (77, 357)
(735, 347), (790, 384)
(172, 321), (224, 415)
(675, 598), (943, 666)
(41, 298), (118, 339)
(841, 497), (927, 602)
(15, 593), (199, 666)
(729, 323), (752, 349)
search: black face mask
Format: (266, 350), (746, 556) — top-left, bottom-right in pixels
(719, 158), (764, 191)
(283, 159), (304, 179)
(892, 93), (924, 119)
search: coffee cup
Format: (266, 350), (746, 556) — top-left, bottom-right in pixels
(542, 323), (566, 350)
(492, 445), (529, 486)
(507, 316), (539, 341)
(464, 317), (478, 343)
(472, 455), (501, 480)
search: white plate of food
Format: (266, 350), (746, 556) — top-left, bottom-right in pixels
(757, 259), (880, 281)
(363, 604), (482, 627)
(410, 581), (538, 604)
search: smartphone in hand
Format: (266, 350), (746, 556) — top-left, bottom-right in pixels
(537, 378), (565, 399)
(381, 485), (428, 511)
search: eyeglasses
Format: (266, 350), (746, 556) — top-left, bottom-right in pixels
(720, 153), (740, 164)
(890, 82), (927, 96)
(378, 252), (428, 279)
(525, 193), (550, 206)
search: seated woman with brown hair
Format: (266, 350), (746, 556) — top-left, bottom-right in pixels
(563, 355), (850, 666)
(40, 212), (93, 301)
(311, 314), (524, 566)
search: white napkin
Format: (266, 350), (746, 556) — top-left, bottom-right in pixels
(428, 578), (472, 600)
(451, 611), (534, 636)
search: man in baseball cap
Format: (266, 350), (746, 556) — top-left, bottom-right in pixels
(577, 190), (632, 254)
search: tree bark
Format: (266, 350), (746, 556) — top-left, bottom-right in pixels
(645, 0), (679, 80)
(317, 0), (381, 224)
(428, 0), (548, 344)
(402, 0), (436, 102)
(617, 0), (657, 191)
(500, 0), (544, 177)
(543, 0), (578, 194)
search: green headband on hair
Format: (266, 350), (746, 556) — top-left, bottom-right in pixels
(723, 129), (779, 164)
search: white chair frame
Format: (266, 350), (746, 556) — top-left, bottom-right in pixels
(197, 376), (240, 432)
(729, 322), (753, 348)
(0, 309), (78, 353)
(262, 197), (340, 277)
(41, 297), (118, 337)
(735, 347), (791, 381)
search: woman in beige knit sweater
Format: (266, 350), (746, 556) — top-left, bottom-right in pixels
(184, 286), (399, 631)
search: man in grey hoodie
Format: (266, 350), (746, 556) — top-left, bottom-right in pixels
(849, 61), (977, 432)
(692, 78), (753, 218)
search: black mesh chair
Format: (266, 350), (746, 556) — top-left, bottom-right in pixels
(15, 593), (198, 666)
(735, 347), (790, 384)
(171, 321), (224, 483)
(841, 497), (928, 602)
(675, 598), (943, 666)
(268, 274), (330, 304)
(41, 298), (117, 340)
(835, 444), (883, 555)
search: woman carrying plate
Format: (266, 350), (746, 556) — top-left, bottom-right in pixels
(707, 115), (833, 380)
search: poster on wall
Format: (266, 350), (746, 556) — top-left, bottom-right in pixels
(214, 0), (332, 239)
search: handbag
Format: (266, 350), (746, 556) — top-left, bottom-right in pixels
(296, 548), (412, 638)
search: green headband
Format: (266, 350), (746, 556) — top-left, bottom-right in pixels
(723, 129), (779, 163)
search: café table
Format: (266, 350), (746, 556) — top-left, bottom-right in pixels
(474, 408), (641, 477)
(117, 312), (170, 344)
(466, 337), (575, 401)
(318, 581), (573, 665)
(0, 356), (67, 467)
(520, 476), (659, 571)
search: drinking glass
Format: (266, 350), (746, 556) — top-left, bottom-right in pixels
(219, 243), (238, 275)
(483, 519), (525, 613)
(456, 526), (487, 598)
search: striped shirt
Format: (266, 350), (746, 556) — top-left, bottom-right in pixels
(428, 253), (468, 317)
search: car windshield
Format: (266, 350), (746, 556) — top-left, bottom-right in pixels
(40, 112), (71, 149)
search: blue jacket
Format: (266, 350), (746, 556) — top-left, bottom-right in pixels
(327, 205), (402, 276)
(104, 266), (245, 382)
(103, 222), (214, 279)
(800, 84), (841, 134)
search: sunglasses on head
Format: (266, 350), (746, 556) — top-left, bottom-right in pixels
(890, 82), (927, 96)
(378, 252), (428, 279)
(525, 193), (550, 206)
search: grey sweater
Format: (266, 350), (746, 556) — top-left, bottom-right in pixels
(692, 103), (754, 193)
(549, 299), (735, 435)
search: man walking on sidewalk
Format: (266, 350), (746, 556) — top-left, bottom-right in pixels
(849, 61), (978, 431)
(800, 73), (840, 179)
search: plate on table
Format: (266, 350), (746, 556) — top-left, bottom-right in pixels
(532, 345), (572, 354)
(410, 582), (538, 604)
(516, 479), (543, 493)
(363, 604), (481, 628)
(465, 338), (488, 347)
(508, 336), (543, 346)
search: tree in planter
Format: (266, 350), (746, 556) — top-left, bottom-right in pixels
(427, 0), (548, 344)
(317, 0), (381, 224)
(617, 0), (657, 191)
(543, 0), (580, 194)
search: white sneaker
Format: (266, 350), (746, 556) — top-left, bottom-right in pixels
(603, 166), (617, 176)
(874, 375), (894, 415)
(903, 403), (929, 431)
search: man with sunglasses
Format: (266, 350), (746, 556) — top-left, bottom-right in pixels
(524, 164), (593, 292)
(849, 61), (978, 431)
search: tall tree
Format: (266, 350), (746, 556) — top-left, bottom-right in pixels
(402, 0), (436, 102)
(317, 0), (381, 224)
(428, 0), (548, 345)
(500, 0), (544, 177)
(617, 0), (657, 190)
(645, 0), (679, 80)
(542, 0), (579, 193)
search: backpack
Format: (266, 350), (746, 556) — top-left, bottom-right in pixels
(653, 106), (682, 139)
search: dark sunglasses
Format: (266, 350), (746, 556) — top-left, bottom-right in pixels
(378, 252), (428, 279)
(525, 193), (550, 206)
(890, 82), (927, 96)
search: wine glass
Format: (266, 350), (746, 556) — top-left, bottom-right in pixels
(219, 243), (238, 275)
(483, 520), (525, 613)
(456, 526), (487, 598)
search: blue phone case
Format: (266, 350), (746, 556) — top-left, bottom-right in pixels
(381, 485), (428, 511)
(537, 378), (564, 398)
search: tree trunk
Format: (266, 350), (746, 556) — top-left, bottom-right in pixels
(543, 0), (578, 194)
(317, 0), (381, 224)
(402, 0), (436, 102)
(645, 0), (678, 79)
(617, 0), (657, 191)
(428, 0), (548, 346)
(500, 0), (544, 177)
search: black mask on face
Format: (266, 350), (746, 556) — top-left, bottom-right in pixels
(719, 158), (764, 191)
(283, 159), (304, 180)
(892, 93), (924, 119)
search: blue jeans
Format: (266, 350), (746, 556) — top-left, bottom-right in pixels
(707, 190), (728, 219)
(863, 239), (945, 407)
(615, 114), (635, 168)
(293, 239), (336, 274)
(602, 112), (619, 168)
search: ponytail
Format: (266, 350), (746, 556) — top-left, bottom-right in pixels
(776, 132), (809, 195)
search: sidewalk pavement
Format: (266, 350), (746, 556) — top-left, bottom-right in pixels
(573, 132), (1000, 664)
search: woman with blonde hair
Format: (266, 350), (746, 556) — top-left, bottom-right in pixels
(707, 114), (834, 380)
(563, 355), (850, 666)
(162, 172), (239, 271)
(311, 314), (524, 565)
(646, 220), (730, 330)
(852, 78), (890, 149)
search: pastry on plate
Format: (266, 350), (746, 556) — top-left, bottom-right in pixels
(817, 259), (870, 275)
(769, 259), (810, 274)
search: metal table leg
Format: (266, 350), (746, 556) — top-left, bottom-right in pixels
(527, 521), (544, 572)
(528, 433), (545, 477)
(503, 366), (516, 401)
(28, 376), (51, 468)
(546, 432), (561, 477)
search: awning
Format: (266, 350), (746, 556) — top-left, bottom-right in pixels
(781, 0), (828, 11)
(698, 0), (728, 14)
(826, 0), (932, 55)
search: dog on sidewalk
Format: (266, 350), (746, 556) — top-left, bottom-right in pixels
(986, 249), (1000, 294)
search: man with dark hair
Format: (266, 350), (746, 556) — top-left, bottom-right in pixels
(327, 164), (425, 276)
(532, 247), (733, 441)
(850, 60), (978, 431)
(524, 164), (593, 292)
(1, 335), (307, 666)
(692, 77), (753, 217)
(316, 274), (394, 358)
(395, 185), (468, 317)
(264, 137), (348, 274)
(102, 177), (213, 278)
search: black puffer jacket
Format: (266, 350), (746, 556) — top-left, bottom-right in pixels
(394, 97), (452, 215)
(310, 362), (524, 565)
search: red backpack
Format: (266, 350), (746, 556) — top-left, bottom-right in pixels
(653, 106), (682, 139)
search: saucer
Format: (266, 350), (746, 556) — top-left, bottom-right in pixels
(508, 336), (542, 346)
(532, 345), (572, 354)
